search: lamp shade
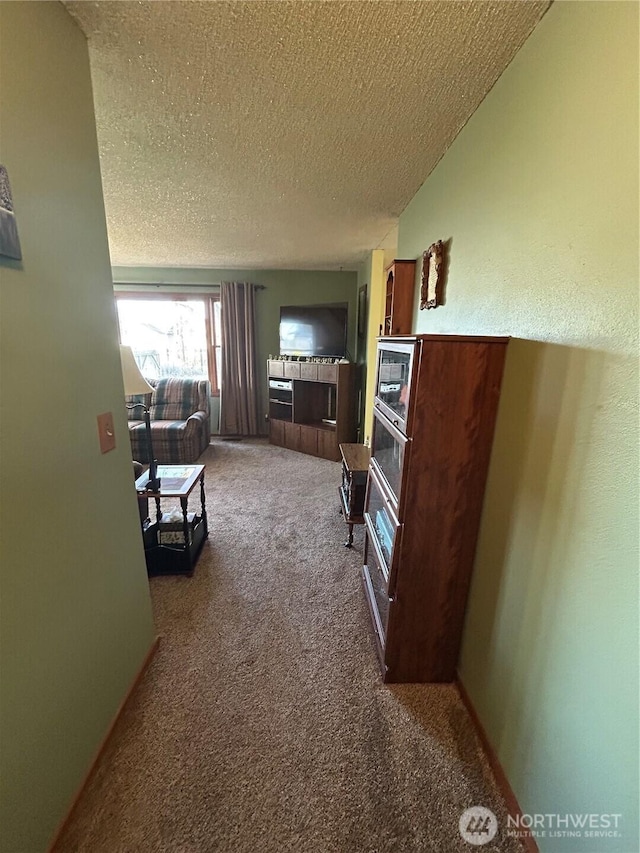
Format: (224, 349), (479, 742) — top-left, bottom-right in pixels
(120, 345), (154, 396)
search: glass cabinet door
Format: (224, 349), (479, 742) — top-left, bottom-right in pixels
(363, 534), (391, 643)
(371, 408), (407, 504)
(364, 469), (399, 574)
(374, 342), (415, 432)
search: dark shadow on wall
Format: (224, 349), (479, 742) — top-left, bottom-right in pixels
(458, 337), (608, 739)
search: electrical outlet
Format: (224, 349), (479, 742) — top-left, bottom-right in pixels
(97, 412), (116, 453)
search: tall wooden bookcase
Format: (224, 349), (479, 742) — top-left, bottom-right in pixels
(362, 335), (509, 682)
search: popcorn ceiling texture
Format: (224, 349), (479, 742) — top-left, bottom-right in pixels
(65, 1), (549, 269)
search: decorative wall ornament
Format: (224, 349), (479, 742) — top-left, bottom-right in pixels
(420, 240), (444, 310)
(0, 165), (22, 260)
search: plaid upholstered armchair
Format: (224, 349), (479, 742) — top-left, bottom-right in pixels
(126, 377), (210, 464)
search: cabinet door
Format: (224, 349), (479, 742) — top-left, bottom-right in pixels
(269, 419), (285, 447)
(268, 360), (284, 377)
(374, 341), (415, 434)
(364, 465), (401, 590)
(317, 429), (338, 461)
(299, 425), (318, 456)
(363, 532), (392, 648)
(370, 409), (408, 507)
(284, 421), (301, 452)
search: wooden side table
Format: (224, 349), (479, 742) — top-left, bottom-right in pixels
(135, 464), (208, 576)
(338, 443), (371, 547)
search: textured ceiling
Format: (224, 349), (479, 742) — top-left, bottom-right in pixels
(64, 0), (550, 270)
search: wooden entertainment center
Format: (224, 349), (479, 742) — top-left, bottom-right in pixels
(267, 359), (356, 462)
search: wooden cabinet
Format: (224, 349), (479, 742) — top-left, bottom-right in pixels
(267, 360), (356, 461)
(362, 335), (509, 683)
(383, 260), (416, 336)
(338, 443), (370, 547)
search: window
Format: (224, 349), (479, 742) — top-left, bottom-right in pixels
(116, 293), (221, 394)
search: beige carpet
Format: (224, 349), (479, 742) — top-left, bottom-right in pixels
(57, 439), (521, 853)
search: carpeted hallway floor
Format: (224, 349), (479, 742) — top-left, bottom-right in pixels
(57, 439), (520, 853)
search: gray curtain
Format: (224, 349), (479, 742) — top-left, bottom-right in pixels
(219, 282), (260, 436)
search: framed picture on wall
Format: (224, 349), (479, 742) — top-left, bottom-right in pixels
(420, 240), (444, 310)
(358, 284), (367, 339)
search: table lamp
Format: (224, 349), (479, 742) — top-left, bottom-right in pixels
(119, 345), (161, 492)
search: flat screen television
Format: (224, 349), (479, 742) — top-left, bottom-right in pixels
(279, 303), (348, 358)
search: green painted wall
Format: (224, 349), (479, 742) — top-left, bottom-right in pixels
(0, 5), (155, 851)
(112, 266), (358, 433)
(397, 2), (638, 850)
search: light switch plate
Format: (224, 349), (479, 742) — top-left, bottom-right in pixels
(97, 412), (116, 453)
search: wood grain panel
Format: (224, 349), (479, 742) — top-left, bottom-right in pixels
(317, 429), (339, 461)
(317, 363), (337, 383)
(269, 418), (285, 447)
(384, 260), (416, 336)
(300, 362), (318, 381)
(299, 424), (319, 456)
(283, 362), (301, 379)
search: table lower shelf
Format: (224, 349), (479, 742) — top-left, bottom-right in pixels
(141, 515), (208, 576)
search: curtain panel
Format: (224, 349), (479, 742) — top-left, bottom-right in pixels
(219, 282), (260, 436)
